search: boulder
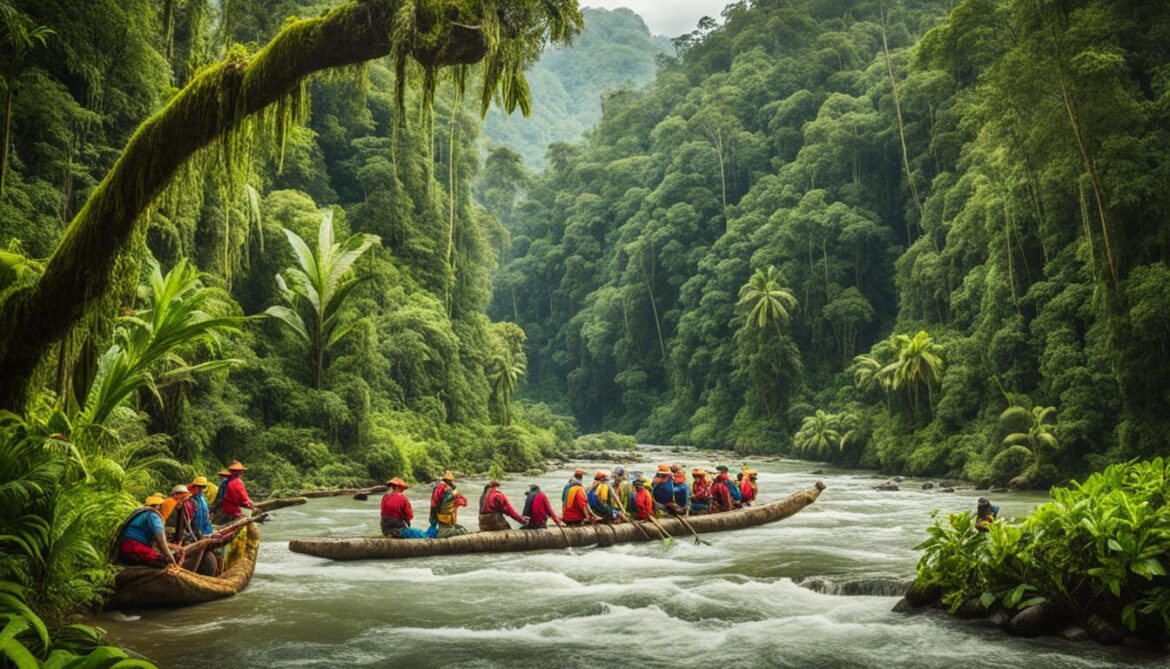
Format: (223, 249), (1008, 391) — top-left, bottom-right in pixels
(903, 579), (941, 607)
(893, 476), (904, 482)
(938, 486), (955, 493)
(1008, 603), (1071, 637)
(989, 610), (1013, 628)
(353, 493), (368, 501)
(989, 486), (1009, 494)
(1085, 614), (1126, 645)
(892, 597), (916, 613)
(921, 481), (936, 490)
(810, 469), (825, 475)
(874, 481), (899, 491)
(1059, 625), (1089, 642)
(956, 597), (990, 619)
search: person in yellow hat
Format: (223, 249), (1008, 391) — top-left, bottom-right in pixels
(186, 476), (215, 539)
(113, 494), (178, 569)
(428, 471), (468, 538)
(216, 460), (254, 523)
(739, 467), (759, 506)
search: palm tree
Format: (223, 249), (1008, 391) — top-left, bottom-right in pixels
(890, 330), (944, 413)
(266, 210), (380, 388)
(794, 410), (842, 457)
(0, 3), (53, 196)
(1000, 405), (1059, 468)
(738, 265), (798, 335)
(487, 351), (526, 425)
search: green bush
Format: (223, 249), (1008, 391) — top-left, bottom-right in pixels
(572, 431), (637, 452)
(990, 445), (1032, 486)
(916, 458), (1170, 635)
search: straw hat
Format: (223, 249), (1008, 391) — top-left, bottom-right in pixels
(170, 484), (190, 496)
(144, 494), (166, 506)
(189, 475), (209, 488)
(656, 464), (671, 474)
(441, 470), (455, 482)
(692, 468), (708, 477)
(227, 460), (246, 471)
(217, 469), (231, 477)
(386, 477), (410, 490)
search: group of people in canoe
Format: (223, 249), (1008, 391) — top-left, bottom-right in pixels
(111, 460), (256, 574)
(379, 463), (762, 539)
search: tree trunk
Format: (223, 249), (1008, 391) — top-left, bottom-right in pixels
(0, 1), (489, 409)
(880, 14), (923, 223)
(1, 82), (13, 198)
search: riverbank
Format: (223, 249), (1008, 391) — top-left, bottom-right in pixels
(94, 453), (1161, 668)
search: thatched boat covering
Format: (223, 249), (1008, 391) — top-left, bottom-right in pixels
(254, 496), (308, 512)
(289, 482), (825, 561)
(108, 525), (261, 609)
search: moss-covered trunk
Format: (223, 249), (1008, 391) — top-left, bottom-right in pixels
(0, 0), (487, 409)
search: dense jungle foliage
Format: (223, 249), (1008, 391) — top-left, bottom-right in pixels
(481, 7), (669, 170)
(490, 0), (1170, 488)
(0, 0), (579, 659)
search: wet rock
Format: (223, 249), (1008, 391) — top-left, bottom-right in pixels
(874, 481), (900, 491)
(922, 481), (936, 490)
(1008, 603), (1071, 637)
(1060, 625), (1089, 642)
(988, 486), (1008, 494)
(956, 597), (990, 619)
(904, 579), (941, 607)
(1085, 614), (1126, 645)
(353, 493), (368, 501)
(810, 469), (825, 475)
(989, 610), (1013, 628)
(893, 475), (905, 482)
(892, 598), (920, 613)
(938, 486), (955, 493)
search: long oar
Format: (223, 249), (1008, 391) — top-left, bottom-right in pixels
(672, 512), (712, 546)
(646, 514), (675, 547)
(554, 521), (573, 552)
(622, 512), (659, 542)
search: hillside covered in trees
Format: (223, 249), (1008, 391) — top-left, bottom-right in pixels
(481, 6), (669, 170)
(488, 0), (1170, 487)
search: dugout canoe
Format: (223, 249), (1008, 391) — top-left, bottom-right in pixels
(107, 524), (261, 609)
(289, 481), (825, 561)
(254, 496), (308, 512)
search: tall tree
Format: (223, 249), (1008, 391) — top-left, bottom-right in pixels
(0, 3), (53, 197)
(738, 266), (798, 336)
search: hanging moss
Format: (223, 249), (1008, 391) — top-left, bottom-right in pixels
(0, 0), (581, 409)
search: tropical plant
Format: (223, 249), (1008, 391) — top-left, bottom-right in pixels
(793, 410), (842, 457)
(888, 331), (944, 413)
(487, 352), (526, 425)
(999, 405), (1059, 469)
(265, 210), (379, 388)
(0, 2), (54, 196)
(737, 266), (798, 334)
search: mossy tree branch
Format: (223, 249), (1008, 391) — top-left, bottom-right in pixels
(0, 0), (576, 409)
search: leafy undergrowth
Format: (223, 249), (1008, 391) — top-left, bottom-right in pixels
(916, 458), (1170, 637)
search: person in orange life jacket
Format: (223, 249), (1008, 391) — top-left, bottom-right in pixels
(587, 471), (623, 522)
(690, 469), (711, 513)
(671, 470), (690, 513)
(479, 480), (528, 531)
(160, 484), (190, 524)
(430, 471), (469, 538)
(627, 476), (654, 521)
(522, 485), (563, 529)
(739, 468), (759, 506)
(561, 472), (590, 526)
(562, 468), (586, 506)
(709, 466), (740, 512)
(219, 460), (254, 521)
(116, 494), (179, 569)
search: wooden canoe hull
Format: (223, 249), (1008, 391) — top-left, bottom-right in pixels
(107, 525), (261, 609)
(289, 482), (825, 561)
(254, 496), (308, 512)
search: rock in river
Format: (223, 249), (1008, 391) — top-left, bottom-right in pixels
(874, 481), (899, 491)
(1008, 603), (1071, 637)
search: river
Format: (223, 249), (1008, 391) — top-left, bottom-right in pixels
(97, 450), (1164, 668)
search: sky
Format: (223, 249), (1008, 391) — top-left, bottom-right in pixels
(583, 1), (731, 37)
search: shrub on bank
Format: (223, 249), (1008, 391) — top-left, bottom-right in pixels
(572, 431), (637, 452)
(913, 458), (1170, 641)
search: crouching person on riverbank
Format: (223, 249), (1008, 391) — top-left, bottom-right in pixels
(381, 478), (426, 539)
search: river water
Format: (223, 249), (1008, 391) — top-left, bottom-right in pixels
(97, 450), (1163, 668)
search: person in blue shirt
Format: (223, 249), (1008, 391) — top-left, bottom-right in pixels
(116, 495), (178, 568)
(186, 475), (216, 539)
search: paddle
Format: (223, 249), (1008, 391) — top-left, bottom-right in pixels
(554, 520), (573, 552)
(671, 512), (712, 546)
(645, 514), (675, 547)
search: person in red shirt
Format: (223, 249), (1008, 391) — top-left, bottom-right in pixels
(218, 460), (254, 522)
(690, 469), (711, 513)
(380, 477), (415, 537)
(709, 469), (736, 513)
(739, 468), (759, 505)
(521, 485), (562, 529)
(562, 474), (589, 525)
(478, 480), (527, 531)
(627, 476), (654, 521)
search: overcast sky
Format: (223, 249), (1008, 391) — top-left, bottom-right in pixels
(583, 1), (730, 37)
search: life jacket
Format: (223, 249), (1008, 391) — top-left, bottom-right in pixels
(651, 475), (675, 505)
(692, 477), (711, 501)
(673, 482), (690, 507)
(588, 482), (617, 517)
(563, 484), (587, 522)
